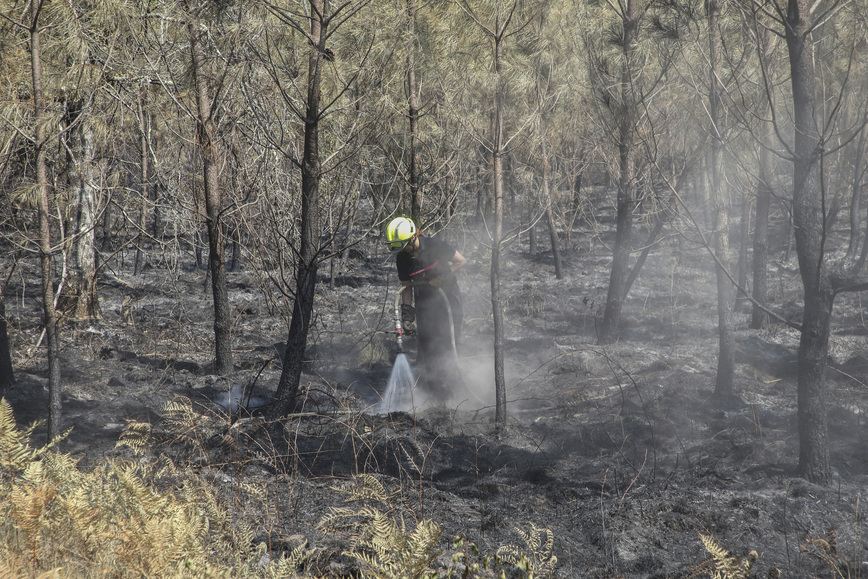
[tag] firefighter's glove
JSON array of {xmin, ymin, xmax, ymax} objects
[{"xmin": 401, "ymin": 304, "xmax": 416, "ymax": 325}]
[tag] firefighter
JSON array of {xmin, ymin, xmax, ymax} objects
[{"xmin": 385, "ymin": 217, "xmax": 467, "ymax": 398}]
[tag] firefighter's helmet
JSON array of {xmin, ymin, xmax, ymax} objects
[{"xmin": 385, "ymin": 217, "xmax": 417, "ymax": 252}]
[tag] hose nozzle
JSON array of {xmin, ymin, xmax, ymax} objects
[
  {"xmin": 395, "ymin": 319, "xmax": 404, "ymax": 354},
  {"xmin": 394, "ymin": 300, "xmax": 404, "ymax": 354}
]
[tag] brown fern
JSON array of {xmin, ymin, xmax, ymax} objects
[{"xmin": 801, "ymin": 529, "xmax": 850, "ymax": 579}]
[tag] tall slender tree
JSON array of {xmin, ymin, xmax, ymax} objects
[
  {"xmin": 751, "ymin": 23, "xmax": 777, "ymax": 330},
  {"xmin": 64, "ymin": 97, "xmax": 101, "ymax": 320},
  {"xmin": 186, "ymin": 3, "xmax": 233, "ymax": 375},
  {"xmin": 263, "ymin": 0, "xmax": 374, "ymax": 415},
  {"xmin": 406, "ymin": 0, "xmax": 423, "ymax": 223},
  {"xmin": 27, "ymin": 0, "xmax": 62, "ymax": 438},
  {"xmin": 454, "ymin": 0, "xmax": 527, "ymax": 426},
  {"xmin": 707, "ymin": 0, "xmax": 735, "ymax": 398},
  {"xmin": 777, "ymin": 0, "xmax": 868, "ymax": 483},
  {"xmin": 597, "ymin": 0, "xmax": 642, "ymax": 344},
  {"xmin": 0, "ymin": 258, "xmax": 18, "ymax": 390}
]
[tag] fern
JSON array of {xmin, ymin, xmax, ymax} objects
[
  {"xmin": 319, "ymin": 474, "xmax": 443, "ymax": 579},
  {"xmin": 116, "ymin": 419, "xmax": 152, "ymax": 455},
  {"xmin": 0, "ymin": 404, "xmax": 298, "ymax": 578},
  {"xmin": 801, "ymin": 529, "xmax": 850, "ymax": 579},
  {"xmin": 496, "ymin": 523, "xmax": 558, "ymax": 578},
  {"xmin": 692, "ymin": 534, "xmax": 758, "ymax": 579},
  {"xmin": 0, "ymin": 398, "xmax": 69, "ymax": 479}
]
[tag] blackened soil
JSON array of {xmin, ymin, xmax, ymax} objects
[{"xmin": 3, "ymin": 222, "xmax": 867, "ymax": 578}]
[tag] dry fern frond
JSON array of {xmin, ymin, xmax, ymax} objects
[
  {"xmin": 0, "ymin": 405, "xmax": 268, "ymax": 577},
  {"xmin": 0, "ymin": 398, "xmax": 68, "ymax": 479},
  {"xmin": 319, "ymin": 474, "xmax": 442, "ymax": 579},
  {"xmin": 800, "ymin": 529, "xmax": 849, "ymax": 579},
  {"xmin": 116, "ymin": 420, "xmax": 152, "ymax": 455},
  {"xmin": 692, "ymin": 534, "xmax": 758, "ymax": 579},
  {"xmin": 497, "ymin": 523, "xmax": 558, "ymax": 578},
  {"xmin": 338, "ymin": 473, "xmax": 395, "ymax": 505},
  {"xmin": 344, "ymin": 514, "xmax": 442, "ymax": 579},
  {"xmin": 160, "ymin": 396, "xmax": 212, "ymax": 462},
  {"xmin": 10, "ymin": 477, "xmax": 58, "ymax": 562},
  {"xmin": 162, "ymin": 397, "xmax": 201, "ymax": 431}
]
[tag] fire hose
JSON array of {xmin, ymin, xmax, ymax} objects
[
  {"xmin": 393, "ymin": 282, "xmax": 457, "ymax": 359},
  {"xmin": 390, "ymin": 283, "xmax": 488, "ymax": 407}
]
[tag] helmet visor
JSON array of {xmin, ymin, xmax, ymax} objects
[{"xmin": 388, "ymin": 237, "xmax": 411, "ymax": 252}]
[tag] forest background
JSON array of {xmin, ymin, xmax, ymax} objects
[{"xmin": 1, "ymin": 0, "xmax": 868, "ymax": 576}]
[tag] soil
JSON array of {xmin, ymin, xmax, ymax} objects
[{"xmin": 3, "ymin": 214, "xmax": 867, "ymax": 578}]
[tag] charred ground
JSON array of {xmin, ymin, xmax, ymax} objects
[{"xmin": 2, "ymin": 215, "xmax": 867, "ymax": 578}]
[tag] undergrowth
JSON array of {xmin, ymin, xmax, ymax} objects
[
  {"xmin": 318, "ymin": 473, "xmax": 559, "ymax": 578},
  {"xmin": 0, "ymin": 398, "xmax": 557, "ymax": 578},
  {"xmin": 3, "ymin": 395, "xmax": 856, "ymax": 579},
  {"xmin": 0, "ymin": 397, "xmax": 306, "ymax": 578}
]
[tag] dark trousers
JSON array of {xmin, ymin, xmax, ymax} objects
[{"xmin": 415, "ymin": 286, "xmax": 463, "ymax": 396}]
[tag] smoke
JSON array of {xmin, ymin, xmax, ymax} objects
[
  {"xmin": 449, "ymin": 349, "xmax": 496, "ymax": 410},
  {"xmin": 213, "ymin": 382, "xmax": 269, "ymax": 414}
]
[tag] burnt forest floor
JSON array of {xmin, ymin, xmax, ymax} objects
[{"xmin": 3, "ymin": 213, "xmax": 868, "ymax": 578}]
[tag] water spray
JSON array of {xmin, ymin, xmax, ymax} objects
[{"xmin": 375, "ymin": 281, "xmax": 482, "ymax": 415}]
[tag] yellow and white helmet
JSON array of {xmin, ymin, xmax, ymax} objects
[{"xmin": 385, "ymin": 217, "xmax": 417, "ymax": 252}]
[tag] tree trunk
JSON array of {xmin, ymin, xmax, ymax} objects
[
  {"xmin": 846, "ymin": 129, "xmax": 867, "ymax": 259},
  {"xmin": 0, "ymin": 296, "xmax": 14, "ymax": 390},
  {"xmin": 272, "ymin": 0, "xmax": 327, "ymax": 417},
  {"xmin": 407, "ymin": 0, "xmax": 422, "ymax": 224},
  {"xmin": 528, "ymin": 201, "xmax": 537, "ymax": 255},
  {"xmin": 101, "ymin": 193, "xmax": 113, "ymax": 251},
  {"xmin": 708, "ymin": 0, "xmax": 735, "ymax": 398},
  {"xmin": 135, "ymin": 85, "xmax": 151, "ymax": 276},
  {"xmin": 541, "ymin": 138, "xmax": 562, "ymax": 279},
  {"xmin": 189, "ymin": 15, "xmax": 232, "ymax": 375},
  {"xmin": 735, "ymin": 198, "xmax": 750, "ymax": 311},
  {"xmin": 786, "ymin": 0, "xmax": 831, "ymax": 484},
  {"xmin": 30, "ymin": 1, "xmax": 63, "ymax": 440},
  {"xmin": 599, "ymin": 0, "xmax": 639, "ymax": 344},
  {"xmin": 751, "ymin": 23, "xmax": 775, "ymax": 330},
  {"xmin": 67, "ymin": 100, "xmax": 100, "ymax": 319},
  {"xmin": 751, "ymin": 146, "xmax": 772, "ymax": 329},
  {"xmin": 492, "ymin": 28, "xmax": 506, "ymax": 427}
]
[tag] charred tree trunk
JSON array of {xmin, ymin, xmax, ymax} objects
[
  {"xmin": 272, "ymin": 0, "xmax": 327, "ymax": 417},
  {"xmin": 751, "ymin": 23, "xmax": 775, "ymax": 330},
  {"xmin": 708, "ymin": 0, "xmax": 735, "ymax": 398},
  {"xmin": 786, "ymin": 0, "xmax": 831, "ymax": 484},
  {"xmin": 0, "ymin": 279, "xmax": 14, "ymax": 390},
  {"xmin": 30, "ymin": 0, "xmax": 63, "ymax": 439},
  {"xmin": 735, "ymin": 199, "xmax": 750, "ymax": 311},
  {"xmin": 135, "ymin": 84, "xmax": 152, "ymax": 276},
  {"xmin": 541, "ymin": 138, "xmax": 562, "ymax": 279},
  {"xmin": 189, "ymin": 14, "xmax": 232, "ymax": 375},
  {"xmin": 407, "ymin": 0, "xmax": 422, "ymax": 224},
  {"xmin": 599, "ymin": 0, "xmax": 639, "ymax": 344},
  {"xmin": 751, "ymin": 146, "xmax": 772, "ymax": 329},
  {"xmin": 846, "ymin": 128, "xmax": 867, "ymax": 259}
]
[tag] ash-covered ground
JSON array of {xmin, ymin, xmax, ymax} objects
[{"xmin": 3, "ymin": 215, "xmax": 867, "ymax": 578}]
